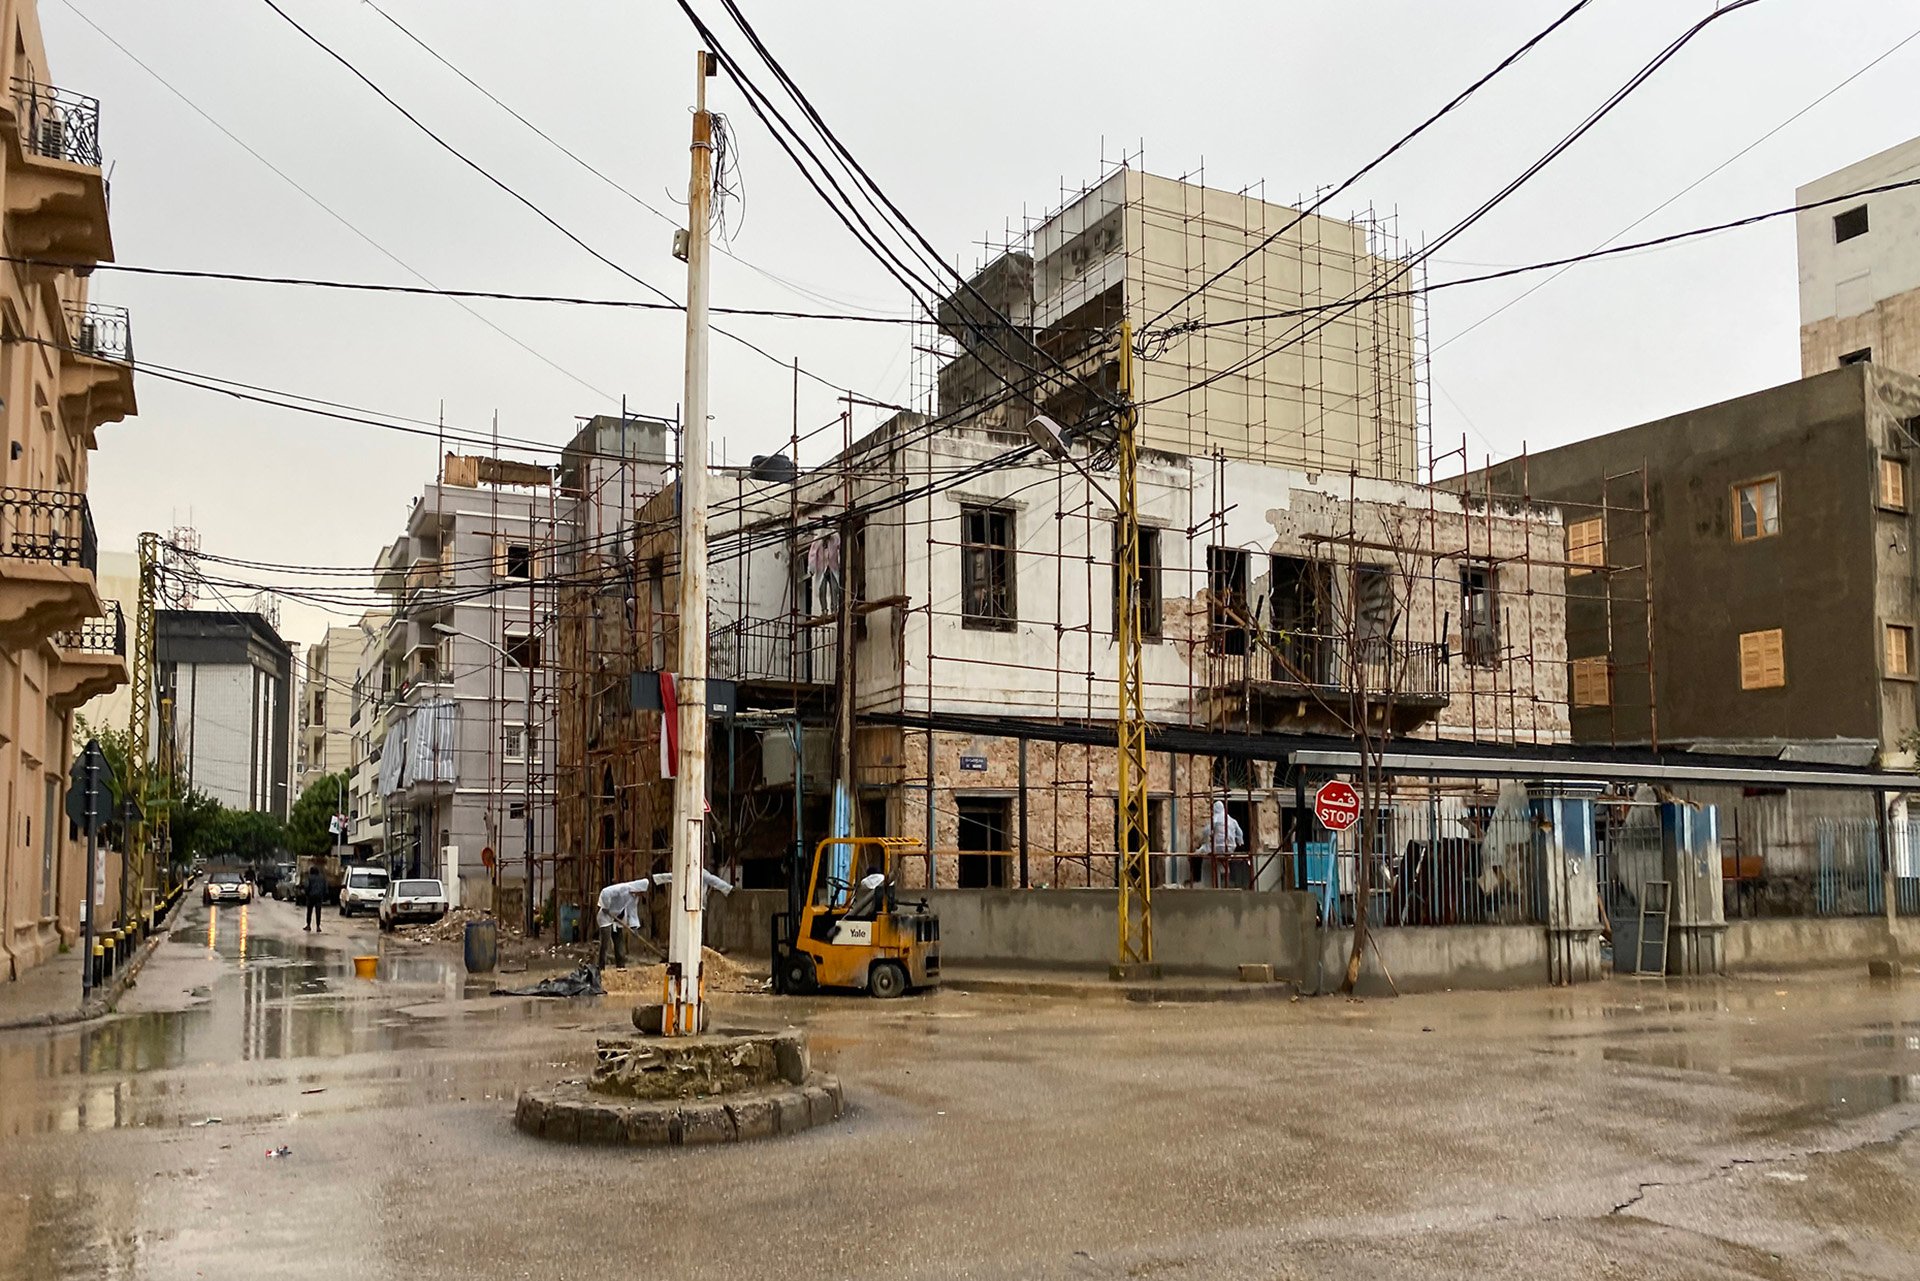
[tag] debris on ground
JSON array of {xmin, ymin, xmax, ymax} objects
[
  {"xmin": 190, "ymin": 1117, "xmax": 222, "ymax": 1127},
  {"xmin": 599, "ymin": 948, "xmax": 767, "ymax": 997},
  {"xmin": 491, "ymin": 965, "xmax": 604, "ymax": 999},
  {"xmin": 394, "ymin": 906, "xmax": 520, "ymax": 945},
  {"xmin": 265, "ymin": 1146, "xmax": 292, "ymax": 1159}
]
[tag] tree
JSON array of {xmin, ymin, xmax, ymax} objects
[
  {"xmin": 169, "ymin": 789, "xmax": 226, "ymax": 867},
  {"xmin": 75, "ymin": 713, "xmax": 222, "ymax": 866},
  {"xmin": 205, "ymin": 808, "xmax": 286, "ymax": 863},
  {"xmin": 288, "ymin": 771, "xmax": 350, "ymax": 857}
]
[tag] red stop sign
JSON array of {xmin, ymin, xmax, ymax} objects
[{"xmin": 1314, "ymin": 780, "xmax": 1361, "ymax": 832}]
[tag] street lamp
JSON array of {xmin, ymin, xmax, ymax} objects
[{"xmin": 432, "ymin": 622, "xmax": 538, "ymax": 938}]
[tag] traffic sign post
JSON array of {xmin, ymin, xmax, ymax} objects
[
  {"xmin": 1313, "ymin": 779, "xmax": 1361, "ymax": 834},
  {"xmin": 68, "ymin": 738, "xmax": 116, "ymax": 999}
]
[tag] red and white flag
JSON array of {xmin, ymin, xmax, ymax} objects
[{"xmin": 658, "ymin": 671, "xmax": 678, "ymax": 779}]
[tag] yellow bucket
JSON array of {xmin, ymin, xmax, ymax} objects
[{"xmin": 352, "ymin": 955, "xmax": 379, "ymax": 980}]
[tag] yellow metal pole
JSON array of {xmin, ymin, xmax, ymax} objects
[
  {"xmin": 1114, "ymin": 322, "xmax": 1155, "ymax": 974},
  {"xmin": 124, "ymin": 532, "xmax": 159, "ymax": 923}
]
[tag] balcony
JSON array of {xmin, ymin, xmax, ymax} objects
[
  {"xmin": 59, "ymin": 302, "xmax": 135, "ymax": 439},
  {"xmin": 1201, "ymin": 630, "xmax": 1451, "ymax": 734},
  {"xmin": 50, "ymin": 600, "xmax": 126, "ymax": 712},
  {"xmin": 2, "ymin": 80, "xmax": 111, "ymax": 263},
  {"xmin": 710, "ymin": 617, "xmax": 835, "ymax": 687},
  {"xmin": 0, "ymin": 487, "xmax": 99, "ymax": 647},
  {"xmin": 405, "ymin": 557, "xmax": 448, "ymax": 601}
]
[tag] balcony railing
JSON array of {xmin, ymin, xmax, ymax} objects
[
  {"xmin": 1210, "ymin": 630, "xmax": 1450, "ymax": 702},
  {"xmin": 55, "ymin": 600, "xmax": 124, "ymax": 656},
  {"xmin": 12, "ymin": 79, "xmax": 101, "ymax": 168},
  {"xmin": 64, "ymin": 302, "xmax": 131, "ymax": 364},
  {"xmin": 0, "ymin": 488, "xmax": 96, "ymax": 573},
  {"xmin": 710, "ymin": 617, "xmax": 835, "ymax": 686}
]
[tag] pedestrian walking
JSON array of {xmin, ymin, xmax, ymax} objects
[{"xmin": 303, "ymin": 859, "xmax": 329, "ymax": 932}]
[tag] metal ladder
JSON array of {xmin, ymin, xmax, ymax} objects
[{"xmin": 1634, "ymin": 880, "xmax": 1672, "ymax": 976}]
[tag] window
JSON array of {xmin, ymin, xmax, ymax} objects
[
  {"xmin": 503, "ymin": 543, "xmax": 533, "ymax": 580},
  {"xmin": 1460, "ymin": 564, "xmax": 1499, "ymax": 668},
  {"xmin": 1352, "ymin": 564, "xmax": 1396, "ymax": 644},
  {"xmin": 1840, "ymin": 348, "xmax": 1873, "ymax": 367},
  {"xmin": 1882, "ymin": 456, "xmax": 1908, "ymax": 512},
  {"xmin": 1732, "ymin": 477, "xmax": 1780, "ymax": 542},
  {"xmin": 1207, "ymin": 547, "xmax": 1251, "ymax": 655},
  {"xmin": 955, "ymin": 796, "xmax": 1011, "ymax": 888},
  {"xmin": 503, "ymin": 723, "xmax": 537, "ymax": 762},
  {"xmin": 1738, "ymin": 628, "xmax": 1786, "ymax": 691},
  {"xmin": 645, "ymin": 557, "xmax": 667, "ymax": 669},
  {"xmin": 1834, "ymin": 205, "xmax": 1870, "ymax": 243},
  {"xmin": 504, "ymin": 629, "xmax": 541, "ymax": 669},
  {"xmin": 508, "ymin": 801, "xmax": 526, "ymax": 820},
  {"xmin": 1571, "ymin": 656, "xmax": 1611, "ymax": 708},
  {"xmin": 1567, "ymin": 516, "xmax": 1604, "ymax": 574},
  {"xmin": 1888, "ymin": 625, "xmax": 1914, "ymax": 679},
  {"xmin": 960, "ymin": 505, "xmax": 1015, "ymax": 630},
  {"xmin": 1111, "ymin": 524, "xmax": 1163, "ymax": 640}
]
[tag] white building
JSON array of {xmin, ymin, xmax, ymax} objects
[
  {"xmin": 156, "ymin": 610, "xmax": 294, "ymax": 818},
  {"xmin": 1797, "ymin": 136, "xmax": 1920, "ymax": 377}
]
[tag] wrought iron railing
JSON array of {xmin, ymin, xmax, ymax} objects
[
  {"xmin": 710, "ymin": 616, "xmax": 835, "ymax": 686},
  {"xmin": 64, "ymin": 302, "xmax": 131, "ymax": 364},
  {"xmin": 55, "ymin": 600, "xmax": 124, "ymax": 656},
  {"xmin": 12, "ymin": 79, "xmax": 101, "ymax": 168},
  {"xmin": 0, "ymin": 487, "xmax": 96, "ymax": 572},
  {"xmin": 1210, "ymin": 630, "xmax": 1450, "ymax": 701}
]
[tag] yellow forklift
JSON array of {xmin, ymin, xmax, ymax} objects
[{"xmin": 771, "ymin": 836, "xmax": 940, "ymax": 998}]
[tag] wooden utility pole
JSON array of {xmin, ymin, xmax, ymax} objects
[{"xmin": 664, "ymin": 50, "xmax": 717, "ymax": 1037}]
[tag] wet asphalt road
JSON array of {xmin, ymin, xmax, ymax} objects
[{"xmin": 4, "ymin": 897, "xmax": 1920, "ymax": 1279}]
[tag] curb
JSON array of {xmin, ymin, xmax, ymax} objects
[
  {"xmin": 514, "ymin": 1075, "xmax": 844, "ymax": 1147},
  {"xmin": 0, "ymin": 892, "xmax": 185, "ymax": 1033},
  {"xmin": 942, "ymin": 975, "xmax": 1301, "ymax": 1004}
]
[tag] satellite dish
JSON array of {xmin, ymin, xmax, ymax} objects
[{"xmin": 1025, "ymin": 414, "xmax": 1070, "ymax": 460}]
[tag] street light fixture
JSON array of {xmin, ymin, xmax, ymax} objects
[{"xmin": 432, "ymin": 622, "xmax": 538, "ymax": 938}]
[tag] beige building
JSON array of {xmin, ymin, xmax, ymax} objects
[
  {"xmin": 296, "ymin": 625, "xmax": 361, "ymax": 795},
  {"xmin": 1798, "ymin": 136, "xmax": 1920, "ymax": 377},
  {"xmin": 0, "ymin": 4, "xmax": 136, "ymax": 979}
]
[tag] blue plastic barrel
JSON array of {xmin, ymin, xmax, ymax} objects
[
  {"xmin": 557, "ymin": 903, "xmax": 581, "ymax": 944},
  {"xmin": 463, "ymin": 918, "xmax": 498, "ymax": 973}
]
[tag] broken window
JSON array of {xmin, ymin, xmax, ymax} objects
[
  {"xmin": 1460, "ymin": 563, "xmax": 1499, "ymax": 668},
  {"xmin": 1732, "ymin": 477, "xmax": 1780, "ymax": 542},
  {"xmin": 1352, "ymin": 564, "xmax": 1397, "ymax": 644},
  {"xmin": 1738, "ymin": 628, "xmax": 1786, "ymax": 691},
  {"xmin": 503, "ymin": 543, "xmax": 533, "ymax": 580},
  {"xmin": 1566, "ymin": 516, "xmax": 1604, "ymax": 574},
  {"xmin": 1840, "ymin": 348, "xmax": 1873, "ymax": 367},
  {"xmin": 1207, "ymin": 547, "xmax": 1250, "ymax": 655},
  {"xmin": 1882, "ymin": 457, "xmax": 1909, "ymax": 512},
  {"xmin": 504, "ymin": 629, "xmax": 541, "ymax": 669},
  {"xmin": 956, "ymin": 796, "xmax": 1011, "ymax": 888},
  {"xmin": 1888, "ymin": 625, "xmax": 1914, "ymax": 679},
  {"xmin": 960, "ymin": 505, "xmax": 1015, "ymax": 630},
  {"xmin": 1111, "ymin": 524, "xmax": 1163, "ymax": 640},
  {"xmin": 1571, "ymin": 656, "xmax": 1611, "ymax": 708},
  {"xmin": 1834, "ymin": 205, "xmax": 1869, "ymax": 243},
  {"xmin": 1268, "ymin": 554, "xmax": 1332, "ymax": 683}
]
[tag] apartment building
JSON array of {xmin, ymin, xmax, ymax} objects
[
  {"xmin": 157, "ymin": 611, "xmax": 294, "ymax": 819},
  {"xmin": 1798, "ymin": 136, "xmax": 1920, "ymax": 377},
  {"xmin": 295, "ymin": 625, "xmax": 360, "ymax": 796},
  {"xmin": 0, "ymin": 5, "xmax": 136, "ymax": 978},
  {"xmin": 344, "ymin": 611, "xmax": 387, "ymax": 859}
]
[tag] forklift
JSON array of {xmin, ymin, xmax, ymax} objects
[{"xmin": 771, "ymin": 836, "xmax": 940, "ymax": 998}]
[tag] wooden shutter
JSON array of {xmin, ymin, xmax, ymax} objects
[
  {"xmin": 1566, "ymin": 517, "xmax": 1604, "ymax": 573},
  {"xmin": 1571, "ymin": 657, "xmax": 1610, "ymax": 707},
  {"xmin": 1739, "ymin": 629, "xmax": 1785, "ymax": 690},
  {"xmin": 1882, "ymin": 457, "xmax": 1908, "ymax": 512},
  {"xmin": 1887, "ymin": 625, "xmax": 1912, "ymax": 677}
]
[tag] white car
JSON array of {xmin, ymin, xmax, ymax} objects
[
  {"xmin": 203, "ymin": 871, "xmax": 252, "ymax": 906},
  {"xmin": 337, "ymin": 865, "xmax": 390, "ymax": 917},
  {"xmin": 379, "ymin": 878, "xmax": 450, "ymax": 932}
]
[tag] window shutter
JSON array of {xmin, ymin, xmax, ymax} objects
[{"xmin": 1740, "ymin": 629, "xmax": 1785, "ymax": 690}]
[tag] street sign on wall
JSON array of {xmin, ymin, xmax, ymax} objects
[{"xmin": 1313, "ymin": 779, "xmax": 1361, "ymax": 833}]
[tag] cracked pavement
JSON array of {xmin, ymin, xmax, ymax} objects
[{"xmin": 3, "ymin": 898, "xmax": 1919, "ymax": 1279}]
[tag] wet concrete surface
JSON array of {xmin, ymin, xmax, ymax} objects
[{"xmin": 3, "ymin": 901, "xmax": 1920, "ymax": 1278}]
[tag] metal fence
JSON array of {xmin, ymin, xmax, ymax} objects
[
  {"xmin": 64, "ymin": 302, "xmax": 132, "ymax": 364},
  {"xmin": 1301, "ymin": 800, "xmax": 1548, "ymax": 929},
  {"xmin": 1211, "ymin": 631, "xmax": 1450, "ymax": 702},
  {"xmin": 54, "ymin": 600, "xmax": 124, "ymax": 655},
  {"xmin": 0, "ymin": 487, "xmax": 96, "ymax": 571},
  {"xmin": 1806, "ymin": 818, "xmax": 1920, "ymax": 918},
  {"xmin": 11, "ymin": 79, "xmax": 101, "ymax": 168},
  {"xmin": 710, "ymin": 616, "xmax": 834, "ymax": 686}
]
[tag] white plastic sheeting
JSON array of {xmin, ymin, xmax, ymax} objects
[{"xmin": 378, "ymin": 699, "xmax": 459, "ymax": 798}]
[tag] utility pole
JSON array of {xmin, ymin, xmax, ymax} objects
[
  {"xmin": 523, "ymin": 633, "xmax": 536, "ymax": 938},
  {"xmin": 1113, "ymin": 321, "xmax": 1156, "ymax": 977},
  {"xmin": 664, "ymin": 49, "xmax": 717, "ymax": 1037},
  {"xmin": 124, "ymin": 531, "xmax": 159, "ymax": 927}
]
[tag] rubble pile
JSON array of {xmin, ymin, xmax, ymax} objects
[{"xmin": 600, "ymin": 947, "xmax": 768, "ymax": 997}]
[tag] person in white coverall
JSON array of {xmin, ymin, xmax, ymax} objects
[
  {"xmin": 596, "ymin": 877, "xmax": 652, "ymax": 968},
  {"xmin": 1190, "ymin": 799, "xmax": 1244, "ymax": 888}
]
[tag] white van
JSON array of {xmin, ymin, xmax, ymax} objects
[{"xmin": 337, "ymin": 865, "xmax": 390, "ymax": 917}]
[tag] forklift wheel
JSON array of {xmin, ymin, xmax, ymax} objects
[
  {"xmin": 868, "ymin": 961, "xmax": 908, "ymax": 1000},
  {"xmin": 780, "ymin": 950, "xmax": 818, "ymax": 996}
]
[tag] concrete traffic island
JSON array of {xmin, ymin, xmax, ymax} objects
[{"xmin": 513, "ymin": 1028, "xmax": 844, "ymax": 1147}]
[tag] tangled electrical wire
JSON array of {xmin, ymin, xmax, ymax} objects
[{"xmin": 710, "ymin": 110, "xmax": 744, "ymax": 240}]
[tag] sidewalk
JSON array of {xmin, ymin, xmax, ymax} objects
[
  {"xmin": 0, "ymin": 897, "xmax": 182, "ymax": 1032},
  {"xmin": 939, "ymin": 965, "xmax": 1300, "ymax": 1004}
]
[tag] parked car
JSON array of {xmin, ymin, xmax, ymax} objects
[
  {"xmin": 337, "ymin": 865, "xmax": 390, "ymax": 916},
  {"xmin": 255, "ymin": 861, "xmax": 293, "ymax": 898},
  {"xmin": 378, "ymin": 878, "xmax": 450, "ymax": 932},
  {"xmin": 203, "ymin": 871, "xmax": 252, "ymax": 907}
]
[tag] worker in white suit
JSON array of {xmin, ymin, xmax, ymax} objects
[
  {"xmin": 596, "ymin": 877, "xmax": 651, "ymax": 969},
  {"xmin": 1191, "ymin": 799, "xmax": 1245, "ymax": 888}
]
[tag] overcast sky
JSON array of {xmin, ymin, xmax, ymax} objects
[{"xmin": 44, "ymin": 0, "xmax": 1920, "ymax": 648}]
